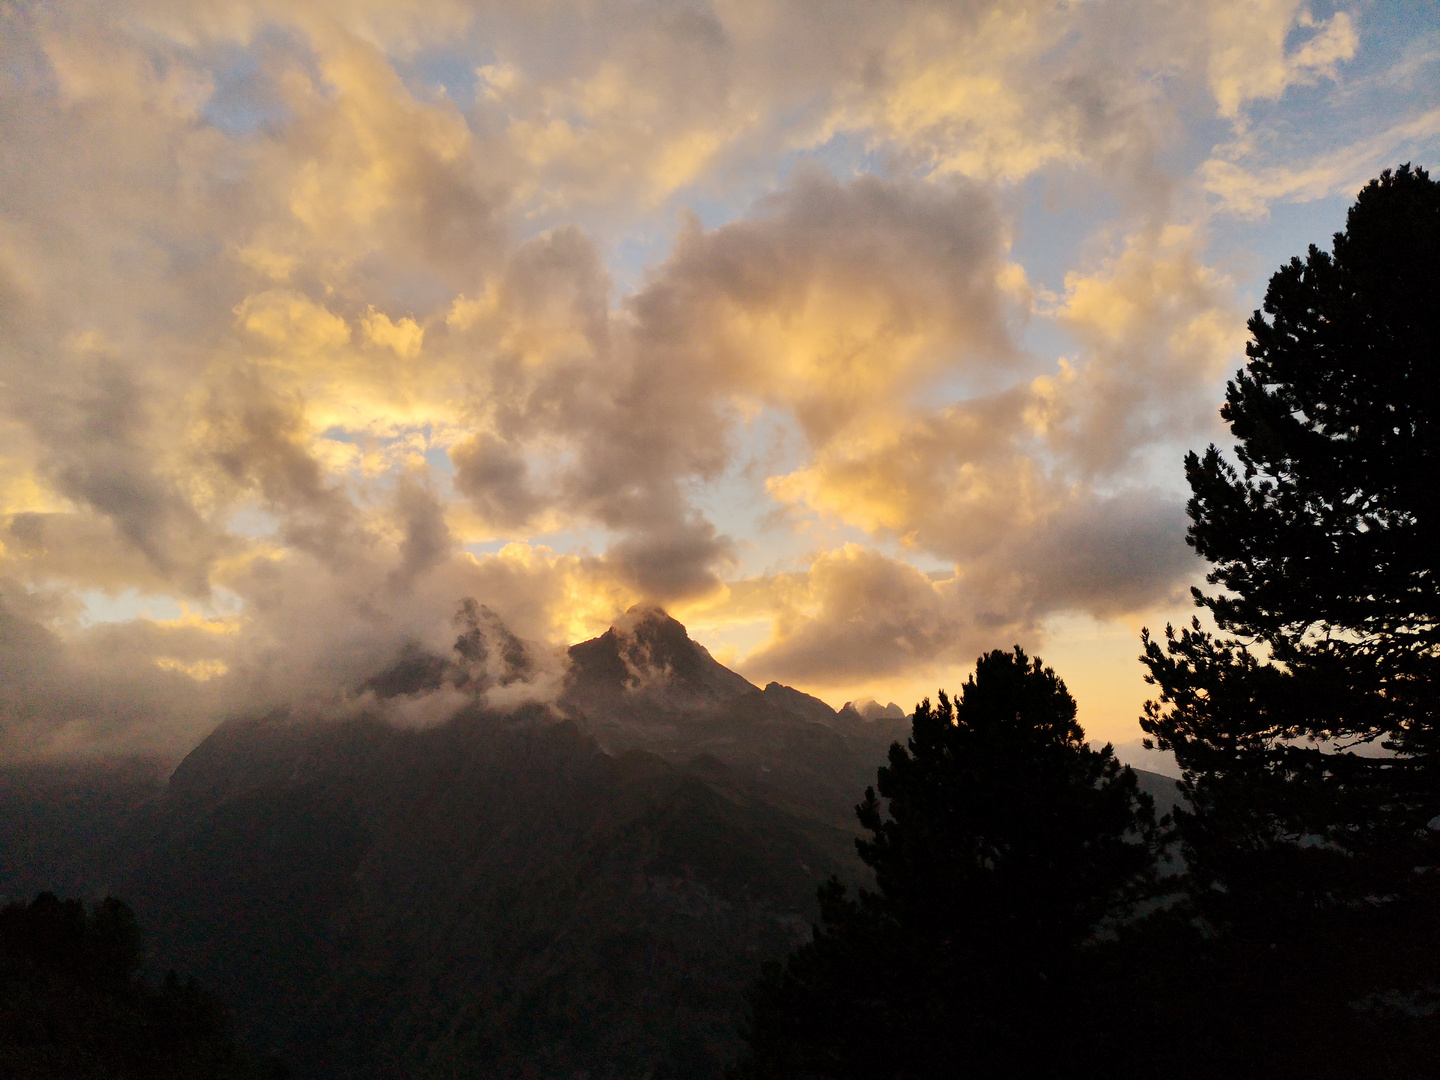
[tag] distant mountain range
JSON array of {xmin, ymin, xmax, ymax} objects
[{"xmin": 0, "ymin": 607, "xmax": 1179, "ymax": 1078}]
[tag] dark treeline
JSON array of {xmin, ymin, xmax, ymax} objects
[
  {"xmin": 0, "ymin": 892, "xmax": 288, "ymax": 1079},
  {"xmin": 739, "ymin": 166, "xmax": 1440, "ymax": 1078}
]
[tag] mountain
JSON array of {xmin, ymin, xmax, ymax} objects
[
  {"xmin": 0, "ymin": 607, "xmax": 1183, "ymax": 1078},
  {"xmin": 845, "ymin": 698, "xmax": 906, "ymax": 723},
  {"xmin": 0, "ymin": 757, "xmax": 166, "ymax": 903},
  {"xmin": 562, "ymin": 605, "xmax": 759, "ymax": 715},
  {"xmin": 119, "ymin": 707, "xmax": 849, "ymax": 1078},
  {"xmin": 559, "ymin": 607, "xmax": 912, "ymax": 831}
]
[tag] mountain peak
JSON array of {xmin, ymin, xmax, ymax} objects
[
  {"xmin": 608, "ymin": 605, "xmax": 697, "ymax": 663},
  {"xmin": 562, "ymin": 608, "xmax": 756, "ymax": 714},
  {"xmin": 845, "ymin": 698, "xmax": 907, "ymax": 722},
  {"xmin": 614, "ymin": 603, "xmax": 679, "ymax": 630},
  {"xmin": 759, "ymin": 682, "xmax": 838, "ymax": 726}
]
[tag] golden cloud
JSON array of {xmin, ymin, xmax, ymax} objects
[{"xmin": 0, "ymin": 0, "xmax": 1416, "ymax": 760}]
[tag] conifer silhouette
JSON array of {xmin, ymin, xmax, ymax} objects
[
  {"xmin": 739, "ymin": 647, "xmax": 1158, "ymax": 1078},
  {"xmin": 1136, "ymin": 165, "xmax": 1440, "ymax": 1077}
]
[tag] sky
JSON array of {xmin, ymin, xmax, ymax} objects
[{"xmin": 0, "ymin": 0, "xmax": 1436, "ymax": 764}]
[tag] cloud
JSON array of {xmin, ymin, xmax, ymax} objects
[
  {"xmin": 450, "ymin": 432, "xmax": 541, "ymax": 531},
  {"xmin": 0, "ymin": 0, "xmax": 1418, "ymax": 759},
  {"xmin": 763, "ymin": 220, "xmax": 1238, "ymax": 553},
  {"xmin": 3, "ymin": 511, "xmax": 190, "ymax": 596},
  {"xmin": 0, "ymin": 538, "xmax": 588, "ymax": 760},
  {"xmin": 732, "ymin": 484, "xmax": 1192, "ymax": 689},
  {"xmin": 1205, "ymin": 3, "xmax": 1356, "ymax": 120},
  {"xmin": 1047, "ymin": 223, "xmax": 1244, "ymax": 471},
  {"xmin": 389, "ymin": 472, "xmax": 454, "ymax": 586},
  {"xmin": 970, "ymin": 491, "xmax": 1193, "ymax": 619},
  {"xmin": 0, "ymin": 581, "xmax": 233, "ymax": 761},
  {"xmin": 742, "ymin": 223, "xmax": 1235, "ymax": 683},
  {"xmin": 600, "ymin": 516, "xmax": 736, "ymax": 602},
  {"xmin": 446, "ymin": 167, "xmax": 1017, "ymax": 603},
  {"xmin": 199, "ymin": 375, "xmax": 367, "ymax": 568},
  {"xmin": 739, "ymin": 545, "xmax": 962, "ymax": 686},
  {"xmin": 825, "ymin": 2, "xmax": 1154, "ymax": 184},
  {"xmin": 444, "ymin": 221, "xmax": 734, "ymax": 597},
  {"xmin": 22, "ymin": 362, "xmax": 227, "ymax": 596},
  {"xmin": 1202, "ymin": 109, "xmax": 1440, "ymax": 218},
  {"xmin": 628, "ymin": 165, "xmax": 1018, "ymax": 437}
]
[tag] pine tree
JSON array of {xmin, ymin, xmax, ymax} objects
[
  {"xmin": 0, "ymin": 892, "xmax": 288, "ymax": 1078},
  {"xmin": 1141, "ymin": 165, "xmax": 1440, "ymax": 911},
  {"xmin": 740, "ymin": 647, "xmax": 1158, "ymax": 1078},
  {"xmin": 1133, "ymin": 166, "xmax": 1440, "ymax": 1076}
]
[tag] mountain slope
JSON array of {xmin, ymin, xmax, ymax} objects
[
  {"xmin": 0, "ymin": 607, "xmax": 1184, "ymax": 1077},
  {"xmin": 116, "ymin": 706, "xmax": 847, "ymax": 1078},
  {"xmin": 559, "ymin": 607, "xmax": 911, "ymax": 830}
]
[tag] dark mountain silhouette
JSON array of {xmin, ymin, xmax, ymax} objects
[
  {"xmin": 845, "ymin": 698, "xmax": 906, "ymax": 723},
  {"xmin": 0, "ymin": 758, "xmax": 167, "ymax": 905},
  {"xmin": 125, "ymin": 708, "xmax": 846, "ymax": 1078},
  {"xmin": 559, "ymin": 607, "xmax": 914, "ymax": 831},
  {"xmin": 0, "ymin": 891, "xmax": 288, "ymax": 1079},
  {"xmin": 761, "ymin": 682, "xmax": 840, "ymax": 727},
  {"xmin": 0, "ymin": 607, "xmax": 1180, "ymax": 1078},
  {"xmin": 563, "ymin": 606, "xmax": 759, "ymax": 713}
]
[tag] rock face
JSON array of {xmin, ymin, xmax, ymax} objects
[{"xmin": 0, "ymin": 606, "xmax": 1182, "ymax": 1078}]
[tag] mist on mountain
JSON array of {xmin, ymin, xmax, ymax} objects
[{"xmin": 844, "ymin": 700, "xmax": 906, "ymax": 723}]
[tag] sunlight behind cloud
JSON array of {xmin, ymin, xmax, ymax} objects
[{"xmin": 0, "ymin": 0, "xmax": 1433, "ymax": 760}]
